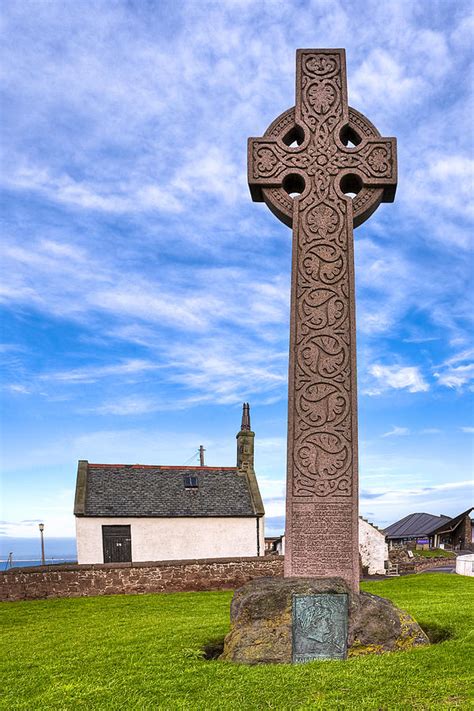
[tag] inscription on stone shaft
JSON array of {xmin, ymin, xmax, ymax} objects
[{"xmin": 248, "ymin": 49, "xmax": 397, "ymax": 591}]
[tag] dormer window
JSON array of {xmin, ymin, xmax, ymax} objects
[{"xmin": 184, "ymin": 474, "xmax": 198, "ymax": 489}]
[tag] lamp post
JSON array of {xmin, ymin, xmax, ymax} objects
[{"xmin": 39, "ymin": 523, "xmax": 45, "ymax": 566}]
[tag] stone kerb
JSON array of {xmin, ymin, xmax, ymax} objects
[{"xmin": 0, "ymin": 556, "xmax": 284, "ymax": 602}]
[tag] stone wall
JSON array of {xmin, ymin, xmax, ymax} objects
[
  {"xmin": 459, "ymin": 515, "xmax": 473, "ymax": 550},
  {"xmin": 0, "ymin": 556, "xmax": 284, "ymax": 602},
  {"xmin": 388, "ymin": 548, "xmax": 456, "ymax": 574},
  {"xmin": 399, "ymin": 557, "xmax": 455, "ymax": 574}
]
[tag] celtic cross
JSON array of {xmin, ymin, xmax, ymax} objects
[{"xmin": 248, "ymin": 49, "xmax": 397, "ymax": 591}]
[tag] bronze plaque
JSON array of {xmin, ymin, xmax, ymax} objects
[{"xmin": 292, "ymin": 593, "xmax": 348, "ymax": 662}]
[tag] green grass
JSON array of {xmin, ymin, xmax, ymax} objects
[
  {"xmin": 413, "ymin": 548, "xmax": 456, "ymax": 558},
  {"xmin": 1, "ymin": 574, "xmax": 473, "ymax": 710}
]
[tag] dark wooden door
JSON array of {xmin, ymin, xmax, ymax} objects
[{"xmin": 102, "ymin": 525, "xmax": 132, "ymax": 563}]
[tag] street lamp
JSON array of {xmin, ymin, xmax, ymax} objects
[{"xmin": 38, "ymin": 523, "xmax": 45, "ymax": 565}]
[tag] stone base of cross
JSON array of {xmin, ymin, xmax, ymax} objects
[{"xmin": 248, "ymin": 49, "xmax": 397, "ymax": 592}]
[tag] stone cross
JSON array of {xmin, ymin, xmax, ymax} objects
[{"xmin": 248, "ymin": 49, "xmax": 397, "ymax": 592}]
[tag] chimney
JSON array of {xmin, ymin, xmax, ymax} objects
[
  {"xmin": 241, "ymin": 402, "xmax": 251, "ymax": 431},
  {"xmin": 236, "ymin": 402, "xmax": 254, "ymax": 471}
]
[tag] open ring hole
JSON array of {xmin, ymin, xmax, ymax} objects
[
  {"xmin": 283, "ymin": 174, "xmax": 305, "ymax": 199},
  {"xmin": 340, "ymin": 125, "xmax": 362, "ymax": 149},
  {"xmin": 340, "ymin": 173, "xmax": 363, "ymax": 199},
  {"xmin": 282, "ymin": 125, "xmax": 305, "ymax": 148}
]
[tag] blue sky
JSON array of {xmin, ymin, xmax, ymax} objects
[{"xmin": 1, "ymin": 0, "xmax": 473, "ymax": 542}]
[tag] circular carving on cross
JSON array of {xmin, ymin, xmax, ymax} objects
[
  {"xmin": 257, "ymin": 106, "xmax": 388, "ymax": 229},
  {"xmin": 307, "ymin": 82, "xmax": 337, "ymax": 114},
  {"xmin": 306, "ymin": 202, "xmax": 340, "ymax": 238}
]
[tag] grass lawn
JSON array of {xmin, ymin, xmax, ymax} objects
[
  {"xmin": 413, "ymin": 549, "xmax": 456, "ymax": 558},
  {"xmin": 1, "ymin": 574, "xmax": 473, "ymax": 710}
]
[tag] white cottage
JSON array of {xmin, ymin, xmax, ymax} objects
[
  {"xmin": 74, "ymin": 405, "xmax": 265, "ymax": 564},
  {"xmin": 359, "ymin": 517, "xmax": 388, "ymax": 575}
]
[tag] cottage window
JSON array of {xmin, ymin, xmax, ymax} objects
[{"xmin": 184, "ymin": 474, "xmax": 198, "ymax": 489}]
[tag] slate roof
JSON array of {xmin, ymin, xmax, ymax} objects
[
  {"xmin": 74, "ymin": 462, "xmax": 263, "ymax": 518},
  {"xmin": 431, "ymin": 507, "xmax": 473, "ymax": 534},
  {"xmin": 384, "ymin": 512, "xmax": 452, "ymax": 539}
]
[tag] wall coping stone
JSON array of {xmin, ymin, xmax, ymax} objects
[{"xmin": 2, "ymin": 555, "xmax": 284, "ymax": 575}]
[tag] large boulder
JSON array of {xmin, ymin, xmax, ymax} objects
[{"xmin": 221, "ymin": 577, "xmax": 429, "ymax": 664}]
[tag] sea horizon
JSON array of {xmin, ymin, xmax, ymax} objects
[{"xmin": 0, "ymin": 536, "xmax": 77, "ymax": 569}]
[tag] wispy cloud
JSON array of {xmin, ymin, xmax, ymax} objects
[
  {"xmin": 382, "ymin": 426, "xmax": 410, "ymax": 438},
  {"xmin": 0, "ymin": 236, "xmax": 290, "ymax": 406},
  {"xmin": 365, "ymin": 364, "xmax": 429, "ymax": 396},
  {"xmin": 41, "ymin": 359, "xmax": 161, "ymax": 384},
  {"xmin": 164, "ymin": 341, "xmax": 287, "ymax": 405},
  {"xmin": 362, "ymin": 479, "xmax": 473, "ymax": 500},
  {"xmin": 434, "ymin": 349, "xmax": 474, "ymax": 390},
  {"xmin": 5, "ymin": 164, "xmax": 184, "ymax": 215},
  {"xmin": 0, "ymin": 237, "xmax": 289, "ymax": 332},
  {"xmin": 351, "ymin": 48, "xmax": 427, "ymax": 112},
  {"xmin": 5, "ymin": 384, "xmax": 32, "ymax": 395},
  {"xmin": 403, "ymin": 335, "xmax": 439, "ymax": 344},
  {"xmin": 92, "ymin": 397, "xmax": 164, "ymax": 416},
  {"xmin": 360, "ymin": 478, "xmax": 474, "ymax": 527}
]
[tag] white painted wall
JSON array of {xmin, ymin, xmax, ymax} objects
[
  {"xmin": 456, "ymin": 553, "xmax": 474, "ymax": 577},
  {"xmin": 76, "ymin": 516, "xmax": 265, "ymax": 564},
  {"xmin": 359, "ymin": 518, "xmax": 388, "ymax": 575}
]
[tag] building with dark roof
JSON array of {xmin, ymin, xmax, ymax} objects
[
  {"xmin": 384, "ymin": 509, "xmax": 473, "ymax": 550},
  {"xmin": 74, "ymin": 404, "xmax": 265, "ymax": 564},
  {"xmin": 432, "ymin": 508, "xmax": 473, "ymax": 551}
]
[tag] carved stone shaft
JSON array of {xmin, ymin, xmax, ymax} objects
[{"xmin": 248, "ymin": 49, "xmax": 397, "ymax": 592}]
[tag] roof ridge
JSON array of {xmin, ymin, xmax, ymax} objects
[{"xmin": 87, "ymin": 464, "xmax": 238, "ymax": 470}]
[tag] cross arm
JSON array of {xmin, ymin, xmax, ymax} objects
[
  {"xmin": 248, "ymin": 136, "xmax": 314, "ymax": 202},
  {"xmin": 295, "ymin": 49, "xmax": 348, "ymax": 129},
  {"xmin": 248, "ymin": 137, "xmax": 279, "ymax": 201},
  {"xmin": 248, "ymin": 137, "xmax": 295, "ymax": 201},
  {"xmin": 345, "ymin": 137, "xmax": 397, "ymax": 202}
]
